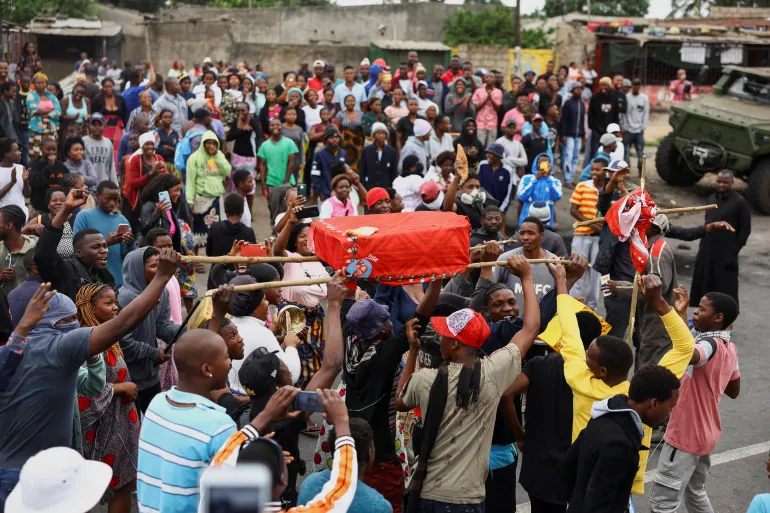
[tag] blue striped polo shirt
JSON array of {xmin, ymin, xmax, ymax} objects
[{"xmin": 137, "ymin": 387, "xmax": 237, "ymax": 513}]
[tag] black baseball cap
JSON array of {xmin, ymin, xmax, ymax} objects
[{"xmin": 238, "ymin": 347, "xmax": 280, "ymax": 397}]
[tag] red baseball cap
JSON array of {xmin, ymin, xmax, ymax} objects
[
  {"xmin": 419, "ymin": 181, "xmax": 440, "ymax": 202},
  {"xmin": 431, "ymin": 308, "xmax": 491, "ymax": 349}
]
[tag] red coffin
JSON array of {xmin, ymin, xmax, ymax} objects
[{"xmin": 308, "ymin": 212, "xmax": 471, "ymax": 286}]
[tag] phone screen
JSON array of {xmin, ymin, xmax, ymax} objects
[
  {"xmin": 292, "ymin": 391, "xmax": 325, "ymax": 413},
  {"xmin": 208, "ymin": 486, "xmax": 263, "ymax": 513}
]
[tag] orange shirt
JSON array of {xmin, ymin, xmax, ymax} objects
[{"xmin": 570, "ymin": 180, "xmax": 600, "ymax": 235}]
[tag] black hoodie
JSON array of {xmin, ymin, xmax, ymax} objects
[
  {"xmin": 562, "ymin": 394, "xmax": 644, "ymax": 513},
  {"xmin": 205, "ymin": 219, "xmax": 257, "ymax": 258}
]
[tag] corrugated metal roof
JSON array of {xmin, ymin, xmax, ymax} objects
[
  {"xmin": 602, "ymin": 31, "xmax": 770, "ymax": 46},
  {"xmin": 370, "ymin": 40, "xmax": 451, "ymax": 52},
  {"xmin": 27, "ymin": 18, "xmax": 122, "ymax": 37}
]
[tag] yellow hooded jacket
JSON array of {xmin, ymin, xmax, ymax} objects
[{"xmin": 553, "ymin": 294, "xmax": 695, "ymax": 494}]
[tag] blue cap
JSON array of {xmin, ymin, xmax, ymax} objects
[{"xmin": 89, "ymin": 112, "xmax": 105, "ymax": 124}]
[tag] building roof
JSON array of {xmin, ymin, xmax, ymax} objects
[
  {"xmin": 609, "ymin": 30, "xmax": 770, "ymax": 46},
  {"xmin": 723, "ymin": 65, "xmax": 770, "ymax": 78},
  {"xmin": 370, "ymin": 40, "xmax": 451, "ymax": 52},
  {"xmin": 27, "ymin": 17, "xmax": 122, "ymax": 37}
]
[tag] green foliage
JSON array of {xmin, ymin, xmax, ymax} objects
[
  {"xmin": 6, "ymin": 0, "xmax": 94, "ymax": 24},
  {"xmin": 443, "ymin": 7, "xmax": 553, "ymax": 48},
  {"xmin": 542, "ymin": 0, "xmax": 649, "ymax": 17},
  {"xmin": 670, "ymin": 0, "xmax": 770, "ymax": 18}
]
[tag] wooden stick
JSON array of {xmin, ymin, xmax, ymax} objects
[
  {"xmin": 182, "ymin": 255, "xmax": 321, "ymax": 264},
  {"xmin": 572, "ymin": 204, "xmax": 717, "ymax": 228},
  {"xmin": 470, "ymin": 238, "xmax": 518, "ymax": 251},
  {"xmin": 204, "ymin": 258, "xmax": 577, "ymax": 295},
  {"xmin": 626, "ymin": 156, "xmax": 646, "ymax": 346},
  {"xmin": 467, "ymin": 258, "xmax": 571, "ymax": 268}
]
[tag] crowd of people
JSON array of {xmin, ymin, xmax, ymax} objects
[{"xmin": 0, "ymin": 47, "xmax": 757, "ymax": 513}]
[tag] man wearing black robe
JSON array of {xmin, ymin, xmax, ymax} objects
[{"xmin": 689, "ymin": 170, "xmax": 751, "ymax": 307}]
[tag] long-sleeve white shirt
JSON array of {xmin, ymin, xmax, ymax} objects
[
  {"xmin": 229, "ymin": 316, "xmax": 301, "ymax": 393},
  {"xmin": 495, "ymin": 135, "xmax": 528, "ymax": 182}
]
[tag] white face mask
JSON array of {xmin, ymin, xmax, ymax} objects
[{"xmin": 460, "ymin": 188, "xmax": 485, "ymax": 205}]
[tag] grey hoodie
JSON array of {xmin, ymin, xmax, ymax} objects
[
  {"xmin": 590, "ymin": 396, "xmax": 644, "ymax": 438},
  {"xmin": 117, "ymin": 248, "xmax": 181, "ymax": 390}
]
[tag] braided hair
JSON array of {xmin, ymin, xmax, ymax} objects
[{"xmin": 76, "ymin": 283, "xmax": 123, "ymax": 358}]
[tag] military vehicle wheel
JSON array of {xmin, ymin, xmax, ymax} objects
[
  {"xmin": 748, "ymin": 160, "xmax": 770, "ymax": 214},
  {"xmin": 656, "ymin": 133, "xmax": 700, "ymax": 186}
]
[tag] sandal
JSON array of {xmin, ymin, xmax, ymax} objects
[{"xmin": 301, "ymin": 424, "xmax": 322, "ymax": 436}]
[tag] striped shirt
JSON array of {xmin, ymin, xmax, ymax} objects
[
  {"xmin": 137, "ymin": 387, "xmax": 237, "ymax": 513},
  {"xmin": 570, "ymin": 181, "xmax": 600, "ymax": 235},
  {"xmin": 206, "ymin": 425, "xmax": 358, "ymax": 513}
]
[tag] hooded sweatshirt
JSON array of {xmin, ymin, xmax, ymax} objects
[
  {"xmin": 118, "ymin": 248, "xmax": 181, "ymax": 391},
  {"xmin": 549, "ymin": 294, "xmax": 694, "ymax": 494},
  {"xmin": 185, "ymin": 130, "xmax": 232, "ymax": 204},
  {"xmin": 453, "ymin": 117, "xmax": 484, "ymax": 169},
  {"xmin": 563, "ymin": 394, "xmax": 643, "ymax": 513},
  {"xmin": 516, "ymin": 153, "xmax": 563, "ymax": 228}
]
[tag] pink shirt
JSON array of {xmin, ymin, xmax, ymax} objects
[
  {"xmin": 665, "ymin": 333, "xmax": 740, "ymax": 456},
  {"xmin": 281, "ymin": 250, "xmax": 328, "ymax": 308},
  {"xmin": 471, "ymin": 87, "xmax": 502, "ymax": 130},
  {"xmin": 501, "ymin": 108, "xmax": 526, "ymax": 142}
]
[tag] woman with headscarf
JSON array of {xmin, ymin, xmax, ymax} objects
[
  {"xmin": 241, "ymin": 75, "xmax": 257, "ymax": 115},
  {"xmin": 26, "ymin": 72, "xmax": 62, "ymax": 159},
  {"xmin": 279, "ymin": 87, "xmax": 306, "ymax": 132},
  {"xmin": 76, "ymin": 283, "xmax": 139, "ymax": 513},
  {"xmin": 453, "ymin": 117, "xmax": 485, "ymax": 170},
  {"xmin": 445, "ymin": 79, "xmax": 475, "ymax": 133},
  {"xmin": 364, "ymin": 63, "xmax": 383, "ymax": 97},
  {"xmin": 124, "ymin": 132, "xmax": 166, "ymax": 211},
  {"xmin": 185, "ymin": 130, "xmax": 231, "ymax": 247},
  {"xmin": 272, "ymin": 205, "xmax": 328, "ymax": 392},
  {"xmin": 227, "ymin": 274, "xmax": 301, "ymax": 398}
]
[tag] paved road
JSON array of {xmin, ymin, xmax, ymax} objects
[{"xmin": 96, "ymin": 151, "xmax": 770, "ymax": 512}]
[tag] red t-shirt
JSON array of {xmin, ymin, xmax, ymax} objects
[{"xmin": 308, "ymin": 77, "xmax": 324, "ymax": 92}]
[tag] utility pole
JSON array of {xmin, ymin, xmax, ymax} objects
[
  {"xmin": 515, "ymin": 0, "xmax": 521, "ymax": 48},
  {"xmin": 0, "ymin": 0, "xmax": 4, "ymax": 60}
]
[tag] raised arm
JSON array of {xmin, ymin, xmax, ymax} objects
[
  {"xmin": 504, "ymin": 256, "xmax": 540, "ymax": 358},
  {"xmin": 443, "ymin": 171, "xmax": 460, "ymax": 211},
  {"xmin": 643, "ymin": 274, "xmax": 695, "ymax": 379},
  {"xmin": 304, "ymin": 274, "xmax": 347, "ymax": 391},
  {"xmin": 273, "ymin": 204, "xmax": 298, "ymax": 257},
  {"xmin": 91, "ymin": 248, "xmax": 181, "ymax": 357}
]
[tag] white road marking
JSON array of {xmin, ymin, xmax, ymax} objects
[{"xmin": 514, "ymin": 440, "xmax": 770, "ymax": 513}]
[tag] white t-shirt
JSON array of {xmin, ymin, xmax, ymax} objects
[
  {"xmin": 0, "ymin": 165, "xmax": 28, "ymax": 219},
  {"xmin": 229, "ymin": 316, "xmax": 301, "ymax": 394},
  {"xmin": 241, "ymin": 196, "xmax": 252, "ymax": 228},
  {"xmin": 302, "ymin": 105, "xmax": 324, "ymax": 133}
]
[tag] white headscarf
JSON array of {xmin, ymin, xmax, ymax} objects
[{"xmin": 131, "ymin": 131, "xmax": 159, "ymax": 159}]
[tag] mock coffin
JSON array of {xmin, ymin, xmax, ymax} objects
[{"xmin": 308, "ymin": 212, "xmax": 471, "ymax": 286}]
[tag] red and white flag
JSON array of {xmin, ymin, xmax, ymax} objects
[{"xmin": 604, "ymin": 189, "xmax": 657, "ymax": 274}]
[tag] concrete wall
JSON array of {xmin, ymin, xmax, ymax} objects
[
  {"xmin": 456, "ymin": 44, "xmax": 510, "ymax": 75},
  {"xmin": 553, "ymin": 23, "xmax": 596, "ymax": 68},
  {"xmin": 94, "ymin": 4, "xmax": 146, "ymax": 66}
]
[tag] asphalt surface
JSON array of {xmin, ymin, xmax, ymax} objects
[{"xmin": 95, "ymin": 147, "xmax": 770, "ymax": 512}]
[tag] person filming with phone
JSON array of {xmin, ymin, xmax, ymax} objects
[{"xmin": 72, "ymin": 180, "xmax": 135, "ymax": 287}]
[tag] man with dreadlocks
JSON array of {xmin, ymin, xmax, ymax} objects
[
  {"xmin": 0, "ymin": 204, "xmax": 36, "ymax": 294},
  {"xmin": 395, "ymin": 255, "xmax": 541, "ymax": 513},
  {"xmin": 75, "ymin": 283, "xmax": 139, "ymax": 513}
]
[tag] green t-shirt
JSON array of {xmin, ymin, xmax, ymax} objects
[{"xmin": 257, "ymin": 137, "xmax": 299, "ymax": 187}]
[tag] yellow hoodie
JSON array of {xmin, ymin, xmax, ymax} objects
[{"xmin": 553, "ymin": 294, "xmax": 695, "ymax": 494}]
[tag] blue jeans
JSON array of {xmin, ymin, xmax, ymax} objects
[
  {"xmin": 562, "ymin": 137, "xmax": 582, "ymax": 183},
  {"xmin": 18, "ymin": 129, "xmax": 29, "ymax": 167},
  {"xmin": 623, "ymin": 131, "xmax": 645, "ymax": 172},
  {"xmin": 0, "ymin": 468, "xmax": 20, "ymax": 510}
]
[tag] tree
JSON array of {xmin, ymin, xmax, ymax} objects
[
  {"xmin": 542, "ymin": 0, "xmax": 648, "ymax": 17},
  {"xmin": 443, "ymin": 7, "xmax": 553, "ymax": 48},
  {"xmin": 669, "ymin": 0, "xmax": 770, "ymax": 17},
  {"xmin": 7, "ymin": 0, "xmax": 93, "ymax": 24}
]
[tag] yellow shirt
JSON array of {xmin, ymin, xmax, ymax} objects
[{"xmin": 553, "ymin": 294, "xmax": 695, "ymax": 494}]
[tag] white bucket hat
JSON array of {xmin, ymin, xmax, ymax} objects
[{"xmin": 6, "ymin": 447, "xmax": 112, "ymax": 513}]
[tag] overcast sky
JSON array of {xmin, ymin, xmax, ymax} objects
[{"xmin": 334, "ymin": 0, "xmax": 674, "ymax": 19}]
